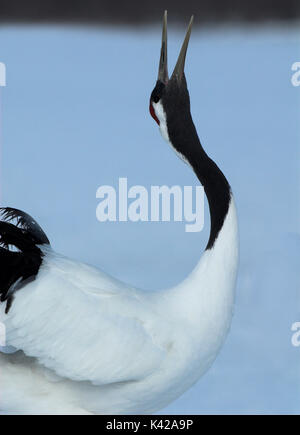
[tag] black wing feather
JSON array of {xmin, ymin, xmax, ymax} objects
[
  {"xmin": 0, "ymin": 207, "xmax": 50, "ymax": 245},
  {"xmin": 0, "ymin": 207, "xmax": 50, "ymax": 313}
]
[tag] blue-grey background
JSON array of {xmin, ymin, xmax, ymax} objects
[{"xmin": 0, "ymin": 23, "xmax": 299, "ymax": 413}]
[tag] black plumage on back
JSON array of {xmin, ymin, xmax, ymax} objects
[
  {"xmin": 0, "ymin": 207, "xmax": 49, "ymax": 245},
  {"xmin": 0, "ymin": 208, "xmax": 50, "ymax": 313}
]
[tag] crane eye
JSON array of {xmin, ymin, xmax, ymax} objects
[
  {"xmin": 150, "ymin": 81, "xmax": 165, "ymax": 104},
  {"xmin": 150, "ymin": 91, "xmax": 161, "ymax": 104}
]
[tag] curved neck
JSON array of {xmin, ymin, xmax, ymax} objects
[
  {"xmin": 192, "ymin": 148, "xmax": 231, "ymax": 250},
  {"xmin": 167, "ymin": 113, "xmax": 231, "ymax": 250},
  {"xmin": 164, "ymin": 116, "xmax": 238, "ymax": 337}
]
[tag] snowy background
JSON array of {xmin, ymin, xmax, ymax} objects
[{"xmin": 0, "ymin": 23, "xmax": 299, "ymax": 414}]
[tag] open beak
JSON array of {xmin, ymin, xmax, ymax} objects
[
  {"xmin": 158, "ymin": 11, "xmax": 169, "ymax": 83},
  {"xmin": 158, "ymin": 11, "xmax": 194, "ymax": 85}
]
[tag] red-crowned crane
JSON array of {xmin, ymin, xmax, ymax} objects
[{"xmin": 0, "ymin": 12, "xmax": 238, "ymax": 415}]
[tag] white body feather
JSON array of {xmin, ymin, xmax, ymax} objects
[{"xmin": 0, "ymin": 198, "xmax": 238, "ymax": 415}]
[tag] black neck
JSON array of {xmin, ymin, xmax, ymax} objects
[{"xmin": 167, "ymin": 112, "xmax": 231, "ymax": 250}]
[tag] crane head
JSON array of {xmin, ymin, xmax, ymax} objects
[{"xmin": 149, "ymin": 11, "xmax": 194, "ymax": 143}]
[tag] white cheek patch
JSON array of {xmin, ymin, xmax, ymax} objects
[
  {"xmin": 152, "ymin": 100, "xmax": 190, "ymax": 167},
  {"xmin": 152, "ymin": 101, "xmax": 170, "ymax": 143}
]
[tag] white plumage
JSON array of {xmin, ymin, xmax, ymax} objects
[
  {"xmin": 0, "ymin": 199, "xmax": 238, "ymax": 414},
  {"xmin": 0, "ymin": 13, "xmax": 239, "ymax": 414}
]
